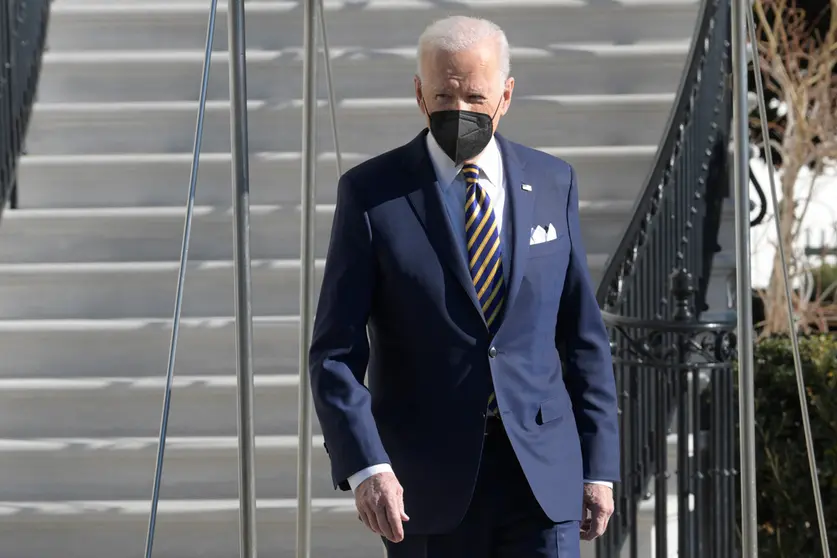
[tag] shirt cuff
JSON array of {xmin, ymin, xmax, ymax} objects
[
  {"xmin": 347, "ymin": 464, "xmax": 394, "ymax": 492},
  {"xmin": 584, "ymin": 480, "xmax": 614, "ymax": 489}
]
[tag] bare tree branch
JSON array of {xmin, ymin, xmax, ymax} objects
[{"xmin": 753, "ymin": 0, "xmax": 837, "ymax": 336}]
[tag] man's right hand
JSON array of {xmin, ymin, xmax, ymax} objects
[{"xmin": 354, "ymin": 471, "xmax": 410, "ymax": 543}]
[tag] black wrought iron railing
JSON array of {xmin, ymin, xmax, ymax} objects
[
  {"xmin": 749, "ymin": 165, "xmax": 768, "ymax": 227},
  {"xmin": 1, "ymin": 0, "xmax": 50, "ymax": 214},
  {"xmin": 594, "ymin": 0, "xmax": 738, "ymax": 555}
]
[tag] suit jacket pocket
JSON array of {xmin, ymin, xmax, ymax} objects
[
  {"xmin": 536, "ymin": 395, "xmax": 565, "ymax": 425},
  {"xmin": 527, "ymin": 236, "xmax": 565, "ymax": 259}
]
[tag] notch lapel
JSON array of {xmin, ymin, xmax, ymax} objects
[
  {"xmin": 497, "ymin": 134, "xmax": 534, "ymax": 317},
  {"xmin": 404, "ymin": 133, "xmax": 485, "ymax": 321}
]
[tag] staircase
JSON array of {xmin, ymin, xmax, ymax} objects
[{"xmin": 0, "ymin": 1, "xmax": 709, "ymax": 556}]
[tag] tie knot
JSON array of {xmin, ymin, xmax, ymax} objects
[{"xmin": 462, "ymin": 164, "xmax": 481, "ymax": 184}]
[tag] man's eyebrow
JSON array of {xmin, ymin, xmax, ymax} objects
[{"xmin": 428, "ymin": 86, "xmax": 487, "ymax": 96}]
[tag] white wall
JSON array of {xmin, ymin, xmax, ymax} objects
[{"xmin": 749, "ymin": 158, "xmax": 837, "ymax": 288}]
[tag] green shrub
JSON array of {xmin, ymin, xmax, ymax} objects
[{"xmin": 753, "ymin": 335, "xmax": 837, "ymax": 556}]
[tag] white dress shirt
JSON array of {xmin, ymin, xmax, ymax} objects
[{"xmin": 346, "ymin": 133, "xmax": 612, "ymax": 491}]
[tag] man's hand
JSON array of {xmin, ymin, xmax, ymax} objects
[
  {"xmin": 580, "ymin": 483, "xmax": 614, "ymax": 540},
  {"xmin": 355, "ymin": 471, "xmax": 410, "ymax": 543}
]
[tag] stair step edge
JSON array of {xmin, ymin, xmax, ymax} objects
[{"xmin": 0, "ymin": 435, "xmax": 323, "ymax": 452}]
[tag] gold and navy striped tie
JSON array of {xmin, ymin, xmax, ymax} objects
[{"xmin": 463, "ymin": 164, "xmax": 505, "ymax": 416}]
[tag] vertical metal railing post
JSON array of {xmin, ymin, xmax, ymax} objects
[
  {"xmin": 730, "ymin": 0, "xmax": 758, "ymax": 554},
  {"xmin": 296, "ymin": 0, "xmax": 318, "ymax": 556},
  {"xmin": 227, "ymin": 0, "xmax": 259, "ymax": 556}
]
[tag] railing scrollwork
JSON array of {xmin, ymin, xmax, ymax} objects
[{"xmin": 600, "ymin": 270, "xmax": 739, "ymax": 558}]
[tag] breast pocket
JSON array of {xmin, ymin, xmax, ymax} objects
[
  {"xmin": 527, "ymin": 234, "xmax": 566, "ymax": 259},
  {"xmin": 522, "ymin": 235, "xmax": 569, "ymax": 322}
]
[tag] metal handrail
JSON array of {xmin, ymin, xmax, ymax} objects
[
  {"xmin": 745, "ymin": 4, "xmax": 830, "ymax": 553},
  {"xmin": 144, "ymin": 1, "xmax": 258, "ymax": 557},
  {"xmin": 297, "ymin": 2, "xmax": 345, "ymax": 556},
  {"xmin": 0, "ymin": 0, "xmax": 51, "ymax": 215},
  {"xmin": 592, "ymin": 0, "xmax": 734, "ymax": 554},
  {"xmin": 595, "ymin": 0, "xmax": 731, "ymax": 313},
  {"xmin": 144, "ymin": 1, "xmax": 222, "ymax": 555}
]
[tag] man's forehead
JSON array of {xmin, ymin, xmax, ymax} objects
[{"xmin": 421, "ymin": 59, "xmax": 497, "ymax": 88}]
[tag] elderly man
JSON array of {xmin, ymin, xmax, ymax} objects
[{"xmin": 309, "ymin": 15, "xmax": 620, "ymax": 558}]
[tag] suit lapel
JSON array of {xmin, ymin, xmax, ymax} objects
[
  {"xmin": 496, "ymin": 134, "xmax": 534, "ymax": 318},
  {"xmin": 404, "ymin": 132, "xmax": 485, "ymax": 320}
]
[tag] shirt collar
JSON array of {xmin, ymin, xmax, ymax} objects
[{"xmin": 425, "ymin": 131, "xmax": 503, "ymax": 189}]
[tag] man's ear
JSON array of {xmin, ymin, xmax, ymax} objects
[
  {"xmin": 414, "ymin": 76, "xmax": 425, "ymax": 113},
  {"xmin": 501, "ymin": 77, "xmax": 515, "ymax": 115}
]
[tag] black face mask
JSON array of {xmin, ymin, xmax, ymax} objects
[{"xmin": 425, "ymin": 97, "xmax": 503, "ymax": 166}]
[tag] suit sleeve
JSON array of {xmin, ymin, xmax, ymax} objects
[
  {"xmin": 309, "ymin": 174, "xmax": 390, "ymax": 491},
  {"xmin": 555, "ymin": 165, "xmax": 621, "ymax": 483}
]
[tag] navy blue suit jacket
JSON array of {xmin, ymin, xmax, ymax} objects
[{"xmin": 309, "ymin": 130, "xmax": 619, "ymax": 534}]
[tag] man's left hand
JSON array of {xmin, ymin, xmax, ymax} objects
[{"xmin": 580, "ymin": 483, "xmax": 614, "ymax": 540}]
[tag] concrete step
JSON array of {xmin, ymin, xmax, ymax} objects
[
  {"xmin": 0, "ymin": 375, "xmax": 310, "ymax": 438},
  {"xmin": 0, "ymin": 254, "xmax": 608, "ymax": 319},
  {"xmin": 25, "ymin": 95, "xmax": 675, "ymax": 155},
  {"xmin": 0, "ymin": 203, "xmax": 630, "ymax": 262},
  {"xmin": 0, "ymin": 435, "xmax": 336, "ymax": 500},
  {"xmin": 47, "ymin": 0, "xmax": 700, "ymax": 52},
  {"xmin": 0, "ymin": 205, "xmax": 332, "ymax": 262},
  {"xmin": 0, "ymin": 260, "xmax": 323, "ymax": 319},
  {"xmin": 0, "ymin": 497, "xmax": 386, "ymax": 558},
  {"xmin": 17, "ymin": 146, "xmax": 658, "ymax": 208},
  {"xmin": 634, "ymin": 494, "xmax": 681, "ymax": 558},
  {"xmin": 0, "ymin": 316, "xmax": 301, "ymax": 379},
  {"xmin": 37, "ymin": 42, "xmax": 691, "ymax": 102},
  {"xmin": 618, "ymin": 436, "xmax": 691, "ymax": 556}
]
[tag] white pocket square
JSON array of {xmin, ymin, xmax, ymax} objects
[
  {"xmin": 530, "ymin": 224, "xmax": 558, "ymax": 245},
  {"xmin": 546, "ymin": 223, "xmax": 558, "ymax": 241},
  {"xmin": 530, "ymin": 225, "xmax": 547, "ymax": 245}
]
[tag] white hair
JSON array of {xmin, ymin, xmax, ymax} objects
[{"xmin": 417, "ymin": 16, "xmax": 510, "ymax": 84}]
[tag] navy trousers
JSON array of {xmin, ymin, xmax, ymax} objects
[{"xmin": 383, "ymin": 419, "xmax": 581, "ymax": 558}]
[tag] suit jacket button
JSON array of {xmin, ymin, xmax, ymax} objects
[{"xmin": 488, "ymin": 347, "xmax": 498, "ymax": 358}]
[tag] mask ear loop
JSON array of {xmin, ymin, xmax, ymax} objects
[
  {"xmin": 420, "ymin": 94, "xmax": 430, "ymax": 118},
  {"xmin": 490, "ymin": 93, "xmax": 504, "ymax": 120}
]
